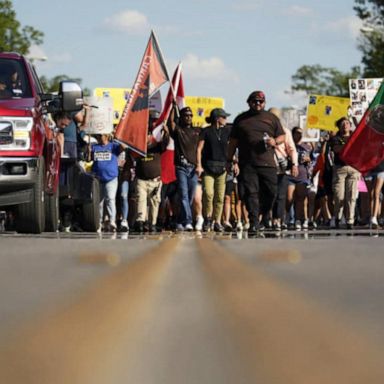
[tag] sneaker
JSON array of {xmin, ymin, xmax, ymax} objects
[
  {"xmin": 223, "ymin": 222, "xmax": 233, "ymax": 232},
  {"xmin": 236, "ymin": 221, "xmax": 243, "ymax": 231},
  {"xmin": 176, "ymin": 223, "xmax": 184, "ymax": 232},
  {"xmin": 273, "ymin": 222, "xmax": 281, "ymax": 231},
  {"xmin": 195, "ymin": 215, "xmax": 204, "ymax": 231},
  {"xmin": 203, "ymin": 219, "xmax": 212, "ymax": 232},
  {"xmin": 370, "ymin": 216, "xmax": 379, "ymax": 229},
  {"xmin": 302, "ymin": 219, "xmax": 309, "ymax": 230},
  {"xmin": 149, "ymin": 224, "xmax": 159, "ymax": 233},
  {"xmin": 295, "ymin": 220, "xmax": 302, "ymax": 230},
  {"xmin": 309, "ymin": 221, "xmax": 317, "ymax": 229},
  {"xmin": 120, "ymin": 220, "xmax": 129, "ymax": 232},
  {"xmin": 63, "ymin": 225, "xmax": 71, "ymax": 233},
  {"xmin": 185, "ymin": 223, "xmax": 194, "ymax": 231},
  {"xmin": 330, "ymin": 217, "xmax": 336, "ymax": 228},
  {"xmin": 243, "ymin": 222, "xmax": 250, "ymax": 231},
  {"xmin": 109, "ymin": 221, "xmax": 117, "ymax": 233},
  {"xmin": 213, "ymin": 222, "xmax": 224, "ymax": 233},
  {"xmin": 281, "ymin": 223, "xmax": 288, "ymax": 231},
  {"xmin": 134, "ymin": 221, "xmax": 144, "ymax": 233},
  {"xmin": 247, "ymin": 223, "xmax": 260, "ymax": 234}
]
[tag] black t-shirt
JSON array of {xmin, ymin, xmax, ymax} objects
[
  {"xmin": 199, "ymin": 125, "xmax": 231, "ymax": 166},
  {"xmin": 135, "ymin": 146, "xmax": 162, "ymax": 180},
  {"xmin": 329, "ymin": 133, "xmax": 351, "ymax": 166},
  {"xmin": 231, "ymin": 109, "xmax": 285, "ymax": 167},
  {"xmin": 170, "ymin": 124, "xmax": 200, "ymax": 166}
]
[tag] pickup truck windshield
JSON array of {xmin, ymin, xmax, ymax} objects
[{"xmin": 0, "ymin": 59, "xmax": 32, "ymax": 99}]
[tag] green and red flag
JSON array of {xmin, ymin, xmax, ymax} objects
[
  {"xmin": 115, "ymin": 31, "xmax": 169, "ymax": 156},
  {"xmin": 340, "ymin": 82, "xmax": 384, "ymax": 173}
]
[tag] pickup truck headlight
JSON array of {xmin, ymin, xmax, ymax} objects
[{"xmin": 0, "ymin": 117, "xmax": 33, "ymax": 150}]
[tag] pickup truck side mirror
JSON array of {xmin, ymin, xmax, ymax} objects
[
  {"xmin": 60, "ymin": 81, "xmax": 84, "ymax": 112},
  {"xmin": 43, "ymin": 81, "xmax": 84, "ymax": 113}
]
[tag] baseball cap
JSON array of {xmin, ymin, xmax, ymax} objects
[
  {"xmin": 180, "ymin": 106, "xmax": 193, "ymax": 115},
  {"xmin": 247, "ymin": 90, "xmax": 266, "ymax": 102},
  {"xmin": 209, "ymin": 108, "xmax": 230, "ymax": 120}
]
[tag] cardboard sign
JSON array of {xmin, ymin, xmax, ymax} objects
[{"xmin": 83, "ymin": 96, "xmax": 114, "ymax": 134}]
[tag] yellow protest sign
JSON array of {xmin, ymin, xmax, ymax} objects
[
  {"xmin": 184, "ymin": 96, "xmax": 225, "ymax": 127},
  {"xmin": 306, "ymin": 95, "xmax": 350, "ymax": 132}
]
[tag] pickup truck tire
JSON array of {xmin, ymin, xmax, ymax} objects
[
  {"xmin": 45, "ymin": 186, "xmax": 59, "ymax": 232},
  {"xmin": 81, "ymin": 177, "xmax": 100, "ymax": 232},
  {"xmin": 16, "ymin": 158, "xmax": 45, "ymax": 233}
]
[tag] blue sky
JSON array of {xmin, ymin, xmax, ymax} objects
[{"xmin": 13, "ymin": 0, "xmax": 363, "ymax": 115}]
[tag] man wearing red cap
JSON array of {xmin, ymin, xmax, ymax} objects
[{"xmin": 227, "ymin": 90, "xmax": 285, "ymax": 233}]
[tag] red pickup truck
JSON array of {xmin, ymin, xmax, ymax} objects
[{"xmin": 0, "ymin": 52, "xmax": 83, "ymax": 233}]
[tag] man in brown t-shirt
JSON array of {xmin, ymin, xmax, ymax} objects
[
  {"xmin": 227, "ymin": 90, "xmax": 285, "ymax": 233},
  {"xmin": 168, "ymin": 106, "xmax": 200, "ymax": 231}
]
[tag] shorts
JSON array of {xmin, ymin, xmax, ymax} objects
[
  {"xmin": 287, "ymin": 176, "xmax": 310, "ymax": 186},
  {"xmin": 225, "ymin": 180, "xmax": 234, "ymax": 196}
]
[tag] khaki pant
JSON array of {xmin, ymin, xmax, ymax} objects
[
  {"xmin": 332, "ymin": 165, "xmax": 360, "ymax": 224},
  {"xmin": 136, "ymin": 178, "xmax": 162, "ymax": 225},
  {"xmin": 202, "ymin": 172, "xmax": 227, "ymax": 222}
]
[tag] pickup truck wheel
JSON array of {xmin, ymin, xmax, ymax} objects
[
  {"xmin": 81, "ymin": 177, "xmax": 100, "ymax": 232},
  {"xmin": 45, "ymin": 186, "xmax": 59, "ymax": 232},
  {"xmin": 16, "ymin": 158, "xmax": 45, "ymax": 233}
]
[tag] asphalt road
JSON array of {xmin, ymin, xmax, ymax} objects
[{"xmin": 0, "ymin": 229, "xmax": 384, "ymax": 383}]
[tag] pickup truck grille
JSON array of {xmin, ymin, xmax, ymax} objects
[{"xmin": 0, "ymin": 121, "xmax": 13, "ymax": 145}]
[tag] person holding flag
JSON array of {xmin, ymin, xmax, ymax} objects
[
  {"xmin": 151, "ymin": 63, "xmax": 185, "ymax": 231},
  {"xmin": 340, "ymin": 81, "xmax": 384, "ymax": 173},
  {"xmin": 330, "ymin": 117, "xmax": 361, "ymax": 229},
  {"xmin": 167, "ymin": 106, "xmax": 200, "ymax": 231}
]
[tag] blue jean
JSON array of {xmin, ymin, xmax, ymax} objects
[
  {"xmin": 176, "ymin": 165, "xmax": 198, "ymax": 225},
  {"xmin": 120, "ymin": 180, "xmax": 129, "ymax": 220},
  {"xmin": 99, "ymin": 177, "xmax": 118, "ymax": 223}
]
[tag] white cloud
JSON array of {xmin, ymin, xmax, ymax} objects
[
  {"xmin": 182, "ymin": 53, "xmax": 239, "ymax": 83},
  {"xmin": 27, "ymin": 45, "xmax": 48, "ymax": 62},
  {"xmin": 26, "ymin": 45, "xmax": 72, "ymax": 68},
  {"xmin": 103, "ymin": 10, "xmax": 149, "ymax": 34},
  {"xmin": 326, "ymin": 16, "xmax": 363, "ymax": 39},
  {"xmin": 285, "ymin": 5, "xmax": 313, "ymax": 17}
]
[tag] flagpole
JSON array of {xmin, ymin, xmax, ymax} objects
[{"xmin": 151, "ymin": 30, "xmax": 178, "ymax": 100}]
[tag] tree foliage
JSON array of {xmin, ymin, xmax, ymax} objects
[
  {"xmin": 290, "ymin": 65, "xmax": 361, "ymax": 97},
  {"xmin": 40, "ymin": 74, "xmax": 90, "ymax": 96},
  {"xmin": 0, "ymin": 0, "xmax": 44, "ymax": 54},
  {"xmin": 354, "ymin": 0, "xmax": 384, "ymax": 77}
]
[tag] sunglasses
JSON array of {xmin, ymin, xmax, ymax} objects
[
  {"xmin": 250, "ymin": 99, "xmax": 265, "ymax": 104},
  {"xmin": 183, "ymin": 113, "xmax": 193, "ymax": 117}
]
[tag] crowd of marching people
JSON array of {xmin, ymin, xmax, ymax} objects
[{"xmin": 57, "ymin": 90, "xmax": 384, "ymax": 234}]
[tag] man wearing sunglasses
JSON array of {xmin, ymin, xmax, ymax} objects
[
  {"xmin": 168, "ymin": 106, "xmax": 200, "ymax": 231},
  {"xmin": 227, "ymin": 90, "xmax": 285, "ymax": 234}
]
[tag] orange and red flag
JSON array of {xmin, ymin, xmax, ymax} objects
[{"xmin": 115, "ymin": 31, "xmax": 169, "ymax": 156}]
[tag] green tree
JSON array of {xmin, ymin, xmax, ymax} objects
[
  {"xmin": 0, "ymin": 0, "xmax": 44, "ymax": 54},
  {"xmin": 40, "ymin": 74, "xmax": 90, "ymax": 95},
  {"xmin": 290, "ymin": 65, "xmax": 361, "ymax": 97},
  {"xmin": 354, "ymin": 0, "xmax": 384, "ymax": 77}
]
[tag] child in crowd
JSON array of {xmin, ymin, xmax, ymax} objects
[{"xmin": 91, "ymin": 134, "xmax": 123, "ymax": 232}]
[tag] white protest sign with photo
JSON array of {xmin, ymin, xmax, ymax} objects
[
  {"xmin": 299, "ymin": 115, "xmax": 320, "ymax": 142},
  {"xmin": 83, "ymin": 96, "xmax": 114, "ymax": 134},
  {"xmin": 349, "ymin": 78, "xmax": 383, "ymax": 121}
]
